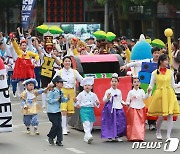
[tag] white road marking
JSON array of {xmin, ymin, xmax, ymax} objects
[
  {"xmin": 11, "ymin": 103, "xmax": 20, "ymax": 106},
  {"xmin": 66, "ymin": 148, "xmax": 85, "ymax": 154}
]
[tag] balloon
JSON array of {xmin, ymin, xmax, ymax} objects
[
  {"xmin": 49, "ymin": 26, "xmax": 63, "ymax": 34},
  {"xmin": 36, "ymin": 25, "xmax": 48, "ymax": 34},
  {"xmin": 106, "ymin": 32, "xmax": 116, "ymax": 41}
]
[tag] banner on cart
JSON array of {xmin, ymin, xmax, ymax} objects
[
  {"xmin": 84, "ymin": 73, "xmax": 113, "ymax": 78},
  {"xmin": 21, "ymin": 0, "xmax": 36, "ymax": 29}
]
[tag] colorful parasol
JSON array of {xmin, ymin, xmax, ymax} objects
[
  {"xmin": 49, "ymin": 26, "xmax": 63, "ymax": 34},
  {"xmin": 36, "ymin": 24, "xmax": 48, "ymax": 34},
  {"xmin": 151, "ymin": 39, "xmax": 165, "ymax": 48},
  {"xmin": 93, "ymin": 30, "xmax": 106, "ymax": 40},
  {"xmin": 145, "ymin": 39, "xmax": 151, "ymax": 44},
  {"xmin": 106, "ymin": 32, "xmax": 116, "ymax": 41}
]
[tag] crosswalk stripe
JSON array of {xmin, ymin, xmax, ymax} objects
[{"xmin": 66, "ymin": 148, "xmax": 85, "ymax": 153}]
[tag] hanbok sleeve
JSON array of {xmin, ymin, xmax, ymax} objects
[
  {"xmin": 119, "ymin": 90, "xmax": 126, "ymax": 105},
  {"xmin": 126, "ymin": 91, "xmax": 132, "ymax": 105},
  {"xmin": 141, "ymin": 89, "xmax": 149, "ymax": 99},
  {"xmin": 103, "ymin": 90, "xmax": 109, "ymax": 103},
  {"xmin": 28, "ymin": 51, "xmax": 39, "ymax": 60},
  {"xmin": 149, "ymin": 71, "xmax": 156, "ymax": 89},
  {"xmin": 12, "ymin": 39, "xmax": 21, "ymax": 56}
]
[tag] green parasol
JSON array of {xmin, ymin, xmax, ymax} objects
[
  {"xmin": 151, "ymin": 39, "xmax": 165, "ymax": 48},
  {"xmin": 36, "ymin": 24, "xmax": 48, "ymax": 34},
  {"xmin": 106, "ymin": 32, "xmax": 116, "ymax": 41},
  {"xmin": 49, "ymin": 26, "xmax": 63, "ymax": 34},
  {"xmin": 93, "ymin": 30, "xmax": 106, "ymax": 40},
  {"xmin": 145, "ymin": 39, "xmax": 151, "ymax": 44}
]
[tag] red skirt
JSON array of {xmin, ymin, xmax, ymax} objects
[
  {"xmin": 126, "ymin": 107, "xmax": 146, "ymax": 141},
  {"xmin": 12, "ymin": 58, "xmax": 35, "ymax": 80}
]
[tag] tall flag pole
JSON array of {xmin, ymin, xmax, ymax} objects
[{"xmin": 21, "ymin": 0, "xmax": 36, "ymax": 30}]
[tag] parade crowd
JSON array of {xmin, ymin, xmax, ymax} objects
[{"xmin": 0, "ymin": 27, "xmax": 180, "ymax": 146}]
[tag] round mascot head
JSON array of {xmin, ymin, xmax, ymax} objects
[{"xmin": 131, "ymin": 34, "xmax": 152, "ymax": 60}]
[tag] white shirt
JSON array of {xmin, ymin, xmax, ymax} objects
[
  {"xmin": 76, "ymin": 90, "xmax": 99, "ymax": 107},
  {"xmin": 54, "ymin": 68, "xmax": 83, "ymax": 89},
  {"xmin": 103, "ymin": 87, "xmax": 125, "ymax": 110},
  {"xmin": 126, "ymin": 88, "xmax": 147, "ymax": 109}
]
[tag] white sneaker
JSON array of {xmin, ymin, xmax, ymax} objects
[
  {"xmin": 115, "ymin": 137, "xmax": 123, "ymax": 142},
  {"xmin": 156, "ymin": 133, "xmax": 162, "ymax": 140},
  {"xmin": 108, "ymin": 138, "xmax": 113, "ymax": 142},
  {"xmin": 63, "ymin": 130, "xmax": 68, "ymax": 135},
  {"xmin": 13, "ymin": 93, "xmax": 16, "ymax": 97}
]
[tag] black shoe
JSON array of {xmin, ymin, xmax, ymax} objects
[
  {"xmin": 56, "ymin": 141, "xmax": 63, "ymax": 146},
  {"xmin": 48, "ymin": 138, "xmax": 54, "ymax": 145},
  {"xmin": 149, "ymin": 124, "xmax": 156, "ymax": 131}
]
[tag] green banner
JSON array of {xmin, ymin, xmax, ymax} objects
[{"xmin": 84, "ymin": 73, "xmax": 113, "ymax": 78}]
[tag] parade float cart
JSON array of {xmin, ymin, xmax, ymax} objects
[{"xmin": 69, "ymin": 54, "xmax": 132, "ymax": 130}]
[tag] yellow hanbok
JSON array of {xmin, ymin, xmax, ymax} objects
[{"xmin": 148, "ymin": 69, "xmax": 180, "ymax": 116}]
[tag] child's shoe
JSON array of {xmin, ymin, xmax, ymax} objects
[
  {"xmin": 48, "ymin": 138, "xmax": 54, "ymax": 145},
  {"xmin": 108, "ymin": 138, "xmax": 113, "ymax": 142},
  {"xmin": 26, "ymin": 127, "xmax": 30, "ymax": 134},
  {"xmin": 34, "ymin": 127, "xmax": 40, "ymax": 135},
  {"xmin": 115, "ymin": 137, "xmax": 123, "ymax": 142},
  {"xmin": 56, "ymin": 141, "xmax": 63, "ymax": 146}
]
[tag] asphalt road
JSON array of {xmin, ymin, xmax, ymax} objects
[{"xmin": 0, "ymin": 91, "xmax": 180, "ymax": 154}]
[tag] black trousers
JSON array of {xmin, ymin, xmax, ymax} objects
[
  {"xmin": 47, "ymin": 112, "xmax": 63, "ymax": 142},
  {"xmin": 148, "ymin": 120, "xmax": 156, "ymax": 125}
]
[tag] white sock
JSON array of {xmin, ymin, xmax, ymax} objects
[
  {"xmin": 42, "ymin": 93, "xmax": 47, "ymax": 108},
  {"xmin": 62, "ymin": 115, "xmax": 67, "ymax": 131},
  {"xmin": 167, "ymin": 115, "xmax": 173, "ymax": 139},
  {"xmin": 17, "ymin": 81, "xmax": 24, "ymax": 98},
  {"xmin": 156, "ymin": 116, "xmax": 163, "ymax": 134}
]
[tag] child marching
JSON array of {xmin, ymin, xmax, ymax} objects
[
  {"xmin": 46, "ymin": 75, "xmax": 69, "ymax": 146},
  {"xmin": 74, "ymin": 77, "xmax": 100, "ymax": 144},
  {"xmin": 126, "ymin": 77, "xmax": 148, "ymax": 141},
  {"xmin": 101, "ymin": 73, "xmax": 126, "ymax": 142},
  {"xmin": 20, "ymin": 78, "xmax": 49, "ymax": 135}
]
